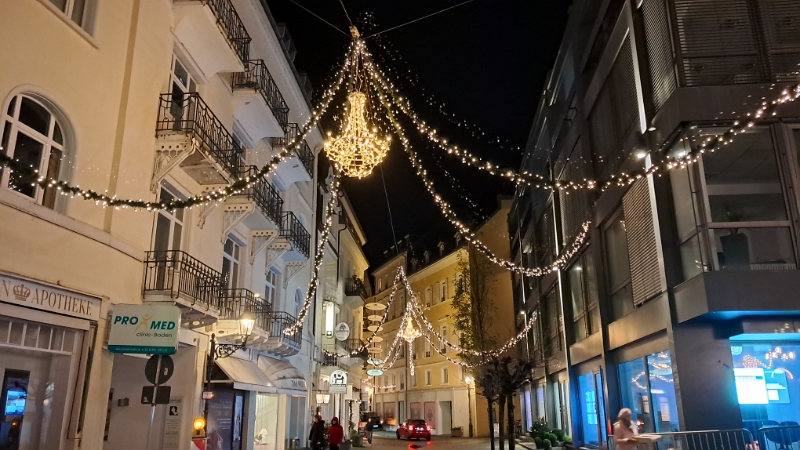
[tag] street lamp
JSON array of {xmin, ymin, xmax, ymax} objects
[
  {"xmin": 204, "ymin": 307, "xmax": 256, "ymax": 431},
  {"xmin": 465, "ymin": 376, "xmax": 474, "ymax": 438}
]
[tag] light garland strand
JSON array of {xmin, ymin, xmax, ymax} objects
[
  {"xmin": 0, "ymin": 44, "xmax": 358, "ymax": 212},
  {"xmin": 284, "ymin": 173, "xmax": 341, "ymax": 335},
  {"xmin": 356, "ymin": 268, "xmax": 403, "ymax": 353}
]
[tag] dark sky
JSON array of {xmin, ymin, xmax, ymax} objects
[{"xmin": 265, "ymin": 0, "xmax": 570, "ymax": 267}]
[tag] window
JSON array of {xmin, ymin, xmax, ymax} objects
[
  {"xmin": 542, "ymin": 288, "xmax": 562, "ymax": 357},
  {"xmin": 377, "ymin": 277, "xmax": 382, "ymax": 292},
  {"xmin": 424, "ymin": 338, "xmax": 431, "ymax": 358},
  {"xmin": 153, "ymin": 186, "xmax": 184, "ymax": 252},
  {"xmin": 440, "ymin": 325, "xmax": 448, "ymax": 352},
  {"xmin": 294, "ymin": 290, "xmax": 303, "ymax": 317},
  {"xmin": 568, "ymin": 250, "xmax": 599, "ymax": 343},
  {"xmin": 411, "ymin": 374, "xmax": 417, "ymax": 387},
  {"xmin": 604, "ymin": 213, "xmax": 634, "ymax": 320},
  {"xmin": 441, "ymin": 368, "xmax": 449, "ymax": 385},
  {"xmin": 170, "ymin": 55, "xmax": 197, "ymax": 95},
  {"xmin": 618, "ymin": 351, "xmax": 679, "ymax": 434},
  {"xmin": 222, "ymin": 237, "xmax": 241, "ymax": 289},
  {"xmin": 439, "ymin": 279, "xmax": 447, "ymax": 302},
  {"xmin": 46, "ymin": 0, "xmax": 94, "ymax": 30},
  {"xmin": 266, "ymin": 268, "xmax": 281, "ymax": 306},
  {"xmin": 425, "ymin": 287, "xmax": 432, "ymax": 307},
  {"xmin": 1, "ymin": 94, "xmax": 67, "ymax": 208},
  {"xmin": 425, "ymin": 371, "xmax": 432, "ymax": 386}
]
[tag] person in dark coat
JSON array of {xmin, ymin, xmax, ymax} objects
[
  {"xmin": 309, "ymin": 414, "xmax": 326, "ymax": 450},
  {"xmin": 327, "ymin": 417, "xmax": 344, "ymax": 450}
]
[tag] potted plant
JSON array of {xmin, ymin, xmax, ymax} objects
[
  {"xmin": 350, "ymin": 430, "xmax": 363, "ymax": 448},
  {"xmin": 340, "ymin": 435, "xmax": 352, "ymax": 450},
  {"xmin": 542, "ymin": 439, "xmax": 552, "ymax": 450},
  {"xmin": 451, "ymin": 426, "xmax": 464, "ymax": 437}
]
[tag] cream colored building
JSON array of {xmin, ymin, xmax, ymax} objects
[
  {"xmin": 0, "ymin": 1, "xmax": 328, "ymax": 449},
  {"xmin": 367, "ymin": 200, "xmax": 517, "ymax": 437}
]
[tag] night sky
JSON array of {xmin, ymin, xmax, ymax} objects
[{"xmin": 265, "ymin": 0, "xmax": 570, "ymax": 267}]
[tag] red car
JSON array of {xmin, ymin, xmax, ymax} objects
[{"xmin": 396, "ymin": 419, "xmax": 432, "ymax": 441}]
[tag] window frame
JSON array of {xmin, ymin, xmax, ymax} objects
[
  {"xmin": 425, "ymin": 370, "xmax": 432, "ymax": 386},
  {"xmin": 152, "ymin": 184, "xmax": 186, "ymax": 252},
  {"xmin": 222, "ymin": 236, "xmax": 243, "ymax": 290},
  {"xmin": 602, "ymin": 209, "xmax": 634, "ymax": 320},
  {"xmin": 265, "ymin": 267, "xmax": 281, "ymax": 307},
  {"xmin": 441, "ymin": 368, "xmax": 449, "ymax": 385},
  {"xmin": 1, "ymin": 94, "xmax": 67, "ymax": 209}
]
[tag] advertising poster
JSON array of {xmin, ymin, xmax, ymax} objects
[
  {"xmin": 410, "ymin": 402, "xmax": 422, "ymax": 420},
  {"xmin": 424, "ymin": 402, "xmax": 436, "ymax": 428},
  {"xmin": 207, "ymin": 389, "xmax": 234, "ymax": 450},
  {"xmin": 233, "ymin": 395, "xmax": 244, "ymax": 446}
]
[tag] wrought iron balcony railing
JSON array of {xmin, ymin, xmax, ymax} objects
[
  {"xmin": 143, "ymin": 250, "xmax": 225, "ymax": 309},
  {"xmin": 239, "ymin": 166, "xmax": 283, "ymax": 224},
  {"xmin": 343, "ymin": 338, "xmax": 368, "ymax": 358},
  {"xmin": 265, "ymin": 311, "xmax": 302, "ymax": 348},
  {"xmin": 156, "ymin": 92, "xmax": 244, "ymax": 179},
  {"xmin": 231, "ymin": 60, "xmax": 289, "ymax": 130},
  {"xmin": 344, "ymin": 276, "xmax": 368, "ymax": 298},
  {"xmin": 321, "ymin": 351, "xmax": 338, "ymax": 366},
  {"xmin": 270, "ymin": 123, "xmax": 314, "ymax": 177},
  {"xmin": 280, "ymin": 211, "xmax": 310, "ymax": 258},
  {"xmin": 204, "ymin": 0, "xmax": 251, "ymax": 64},
  {"xmin": 219, "ymin": 288, "xmax": 272, "ymax": 331}
]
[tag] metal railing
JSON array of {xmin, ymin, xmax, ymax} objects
[
  {"xmin": 344, "ymin": 338, "xmax": 368, "ymax": 358},
  {"xmin": 219, "ymin": 288, "xmax": 272, "ymax": 331},
  {"xmin": 204, "ymin": 0, "xmax": 250, "ymax": 63},
  {"xmin": 265, "ymin": 311, "xmax": 302, "ymax": 348},
  {"xmin": 280, "ymin": 211, "xmax": 310, "ymax": 258},
  {"xmin": 757, "ymin": 424, "xmax": 800, "ymax": 450},
  {"xmin": 156, "ymin": 92, "xmax": 244, "ymax": 179},
  {"xmin": 231, "ymin": 60, "xmax": 289, "ymax": 129},
  {"xmin": 238, "ymin": 166, "xmax": 283, "ymax": 224},
  {"xmin": 607, "ymin": 429, "xmax": 755, "ymax": 450},
  {"xmin": 143, "ymin": 250, "xmax": 225, "ymax": 309},
  {"xmin": 270, "ymin": 123, "xmax": 314, "ymax": 177},
  {"xmin": 344, "ymin": 276, "xmax": 367, "ymax": 298}
]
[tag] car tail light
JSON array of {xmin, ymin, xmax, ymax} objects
[{"xmin": 426, "ymin": 426, "xmax": 431, "ymax": 431}]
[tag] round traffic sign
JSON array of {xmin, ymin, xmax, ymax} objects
[{"xmin": 145, "ymin": 355, "xmax": 175, "ymax": 384}]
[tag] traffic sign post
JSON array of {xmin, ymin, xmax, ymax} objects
[{"xmin": 143, "ymin": 354, "xmax": 174, "ymax": 449}]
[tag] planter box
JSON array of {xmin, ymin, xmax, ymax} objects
[
  {"xmin": 341, "ymin": 443, "xmax": 352, "ymax": 450},
  {"xmin": 451, "ymin": 429, "xmax": 464, "ymax": 437}
]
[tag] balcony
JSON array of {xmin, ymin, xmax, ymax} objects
[
  {"xmin": 231, "ymin": 60, "xmax": 289, "ymax": 142},
  {"xmin": 345, "ymin": 276, "xmax": 368, "ymax": 299},
  {"xmin": 153, "ymin": 92, "xmax": 244, "ymax": 189},
  {"xmin": 215, "ymin": 288, "xmax": 276, "ymax": 346},
  {"xmin": 142, "ymin": 250, "xmax": 225, "ymax": 328},
  {"xmin": 270, "ymin": 123, "xmax": 314, "ymax": 184},
  {"xmin": 172, "ymin": 0, "xmax": 250, "ymax": 77},
  {"xmin": 342, "ymin": 338, "xmax": 368, "ymax": 361},
  {"xmin": 280, "ymin": 211, "xmax": 310, "ymax": 259},
  {"xmin": 261, "ymin": 311, "xmax": 302, "ymax": 356}
]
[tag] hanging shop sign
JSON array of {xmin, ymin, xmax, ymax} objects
[
  {"xmin": 0, "ymin": 273, "xmax": 102, "ymax": 321},
  {"xmin": 108, "ymin": 304, "xmax": 180, "ymax": 354},
  {"xmin": 329, "ymin": 369, "xmax": 348, "ymax": 394},
  {"xmin": 334, "ymin": 322, "xmax": 351, "ymax": 341},
  {"xmin": 366, "ymin": 369, "xmax": 384, "ymax": 377},
  {"xmin": 366, "ymin": 358, "xmax": 383, "ymax": 366}
]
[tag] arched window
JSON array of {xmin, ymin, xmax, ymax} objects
[{"xmin": 1, "ymin": 94, "xmax": 67, "ymax": 209}]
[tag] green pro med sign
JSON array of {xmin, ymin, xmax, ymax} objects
[{"xmin": 108, "ymin": 305, "xmax": 181, "ymax": 354}]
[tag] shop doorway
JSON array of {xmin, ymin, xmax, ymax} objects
[{"xmin": 440, "ymin": 401, "xmax": 452, "ymax": 433}]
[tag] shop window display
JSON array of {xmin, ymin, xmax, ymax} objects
[
  {"xmin": 731, "ymin": 341, "xmax": 800, "ymax": 434},
  {"xmin": 254, "ymin": 394, "xmax": 279, "ymax": 449},
  {"xmin": 618, "ymin": 351, "xmax": 679, "ymax": 434}
]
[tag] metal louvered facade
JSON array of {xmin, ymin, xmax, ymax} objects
[
  {"xmin": 673, "ymin": 0, "xmax": 800, "ymax": 86},
  {"xmin": 589, "ymin": 37, "xmax": 640, "ymax": 181},
  {"xmin": 622, "ymin": 177, "xmax": 663, "ymax": 305},
  {"xmin": 642, "ymin": 0, "xmax": 678, "ymax": 111}
]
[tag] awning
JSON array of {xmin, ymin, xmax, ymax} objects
[
  {"xmin": 215, "ymin": 357, "xmax": 276, "ymax": 393},
  {"xmin": 257, "ymin": 355, "xmax": 308, "ymax": 394}
]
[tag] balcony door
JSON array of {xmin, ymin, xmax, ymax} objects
[
  {"xmin": 168, "ymin": 55, "xmax": 196, "ymax": 129},
  {"xmin": 152, "ymin": 185, "xmax": 184, "ymax": 290}
]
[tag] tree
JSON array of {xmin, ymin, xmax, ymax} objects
[{"xmin": 452, "ymin": 245, "xmax": 498, "ymax": 449}]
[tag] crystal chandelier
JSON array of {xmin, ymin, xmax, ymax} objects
[
  {"xmin": 324, "ymin": 91, "xmax": 391, "ymax": 178},
  {"xmin": 398, "ymin": 311, "xmax": 422, "ymax": 375}
]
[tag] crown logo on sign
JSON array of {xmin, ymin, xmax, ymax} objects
[{"xmin": 13, "ymin": 284, "xmax": 31, "ymax": 301}]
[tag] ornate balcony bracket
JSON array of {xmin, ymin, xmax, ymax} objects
[
  {"xmin": 264, "ymin": 238, "xmax": 291, "ymax": 272},
  {"xmin": 250, "ymin": 229, "xmax": 279, "ymax": 264},
  {"xmin": 196, "ymin": 185, "xmax": 228, "ymax": 229},
  {"xmin": 221, "ymin": 203, "xmax": 254, "ymax": 243},
  {"xmin": 151, "ymin": 134, "xmax": 198, "ymax": 193},
  {"xmin": 283, "ymin": 261, "xmax": 307, "ymax": 288}
]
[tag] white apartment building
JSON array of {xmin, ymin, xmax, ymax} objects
[
  {"xmin": 0, "ymin": 1, "xmax": 328, "ymax": 449},
  {"xmin": 313, "ymin": 176, "xmax": 371, "ymax": 430}
]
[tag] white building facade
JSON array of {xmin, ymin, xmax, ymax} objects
[{"xmin": 0, "ymin": 0, "xmax": 327, "ymax": 449}]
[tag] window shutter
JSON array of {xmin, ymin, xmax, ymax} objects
[
  {"xmin": 558, "ymin": 139, "xmax": 594, "ymax": 246},
  {"xmin": 642, "ymin": 0, "xmax": 677, "ymax": 111},
  {"xmin": 757, "ymin": 0, "xmax": 800, "ymax": 82},
  {"xmin": 622, "ymin": 178, "xmax": 663, "ymax": 305}
]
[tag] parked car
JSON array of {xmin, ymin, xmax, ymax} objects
[
  {"xmin": 396, "ymin": 419, "xmax": 432, "ymax": 441},
  {"xmin": 360, "ymin": 412, "xmax": 383, "ymax": 430}
]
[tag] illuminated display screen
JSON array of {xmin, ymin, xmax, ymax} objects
[{"xmin": 734, "ymin": 368, "xmax": 769, "ymax": 405}]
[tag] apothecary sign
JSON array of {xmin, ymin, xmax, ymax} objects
[{"xmin": 0, "ymin": 273, "xmax": 102, "ymax": 321}]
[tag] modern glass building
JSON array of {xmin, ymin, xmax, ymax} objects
[{"xmin": 508, "ymin": 0, "xmax": 800, "ymax": 447}]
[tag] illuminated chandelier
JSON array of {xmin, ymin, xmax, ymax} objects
[
  {"xmin": 324, "ymin": 90, "xmax": 391, "ymax": 178},
  {"xmin": 398, "ymin": 310, "xmax": 422, "ymax": 375}
]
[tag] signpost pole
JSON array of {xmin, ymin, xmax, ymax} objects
[{"xmin": 145, "ymin": 354, "xmax": 163, "ymax": 449}]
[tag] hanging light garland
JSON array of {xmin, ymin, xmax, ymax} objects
[
  {"xmin": 284, "ymin": 173, "xmax": 341, "ymax": 335},
  {"xmin": 397, "ymin": 304, "xmax": 422, "ymax": 375}
]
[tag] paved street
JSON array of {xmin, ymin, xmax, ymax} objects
[{"xmin": 367, "ymin": 430, "xmax": 505, "ymax": 450}]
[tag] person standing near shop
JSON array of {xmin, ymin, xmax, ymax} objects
[
  {"xmin": 328, "ymin": 417, "xmax": 344, "ymax": 450},
  {"xmin": 613, "ymin": 408, "xmax": 638, "ymax": 450},
  {"xmin": 309, "ymin": 414, "xmax": 326, "ymax": 450}
]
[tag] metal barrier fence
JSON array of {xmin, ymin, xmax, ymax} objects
[
  {"xmin": 757, "ymin": 425, "xmax": 800, "ymax": 450},
  {"xmin": 607, "ymin": 429, "xmax": 755, "ymax": 450}
]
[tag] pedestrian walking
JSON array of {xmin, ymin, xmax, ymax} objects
[
  {"xmin": 613, "ymin": 408, "xmax": 638, "ymax": 450},
  {"xmin": 309, "ymin": 415, "xmax": 327, "ymax": 450},
  {"xmin": 328, "ymin": 417, "xmax": 344, "ymax": 450}
]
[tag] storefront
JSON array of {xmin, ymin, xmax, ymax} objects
[
  {"xmin": 617, "ymin": 350, "xmax": 679, "ymax": 433},
  {"xmin": 0, "ymin": 273, "xmax": 102, "ymax": 450},
  {"xmin": 575, "ymin": 363, "xmax": 607, "ymax": 447}
]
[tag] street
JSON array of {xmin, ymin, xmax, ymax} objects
[{"xmin": 367, "ymin": 430, "xmax": 505, "ymax": 450}]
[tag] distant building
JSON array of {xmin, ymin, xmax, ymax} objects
[
  {"xmin": 508, "ymin": 0, "xmax": 800, "ymax": 446},
  {"xmin": 366, "ymin": 200, "xmax": 517, "ymax": 437}
]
